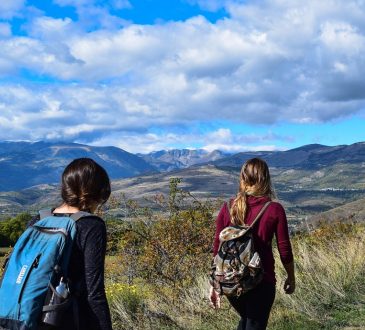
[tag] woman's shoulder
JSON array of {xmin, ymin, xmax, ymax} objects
[
  {"xmin": 267, "ymin": 200, "xmax": 286, "ymax": 217},
  {"xmin": 75, "ymin": 215, "xmax": 107, "ymax": 249},
  {"xmin": 76, "ymin": 215, "xmax": 106, "ymax": 231},
  {"xmin": 224, "ymin": 197, "xmax": 235, "ymax": 209}
]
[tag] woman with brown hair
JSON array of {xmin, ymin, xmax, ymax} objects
[
  {"xmin": 30, "ymin": 158, "xmax": 113, "ymax": 330},
  {"xmin": 209, "ymin": 158, "xmax": 295, "ymax": 330}
]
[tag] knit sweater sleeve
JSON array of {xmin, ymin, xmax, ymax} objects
[
  {"xmin": 274, "ymin": 204, "xmax": 294, "ymax": 265},
  {"xmin": 77, "ymin": 217, "xmax": 112, "ymax": 330},
  {"xmin": 213, "ymin": 202, "xmax": 229, "ymax": 256}
]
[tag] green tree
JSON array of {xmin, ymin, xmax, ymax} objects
[
  {"xmin": 0, "ymin": 213, "xmax": 32, "ymax": 247},
  {"xmin": 113, "ymin": 178, "xmax": 216, "ymax": 291}
]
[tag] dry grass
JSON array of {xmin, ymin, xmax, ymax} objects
[
  {"xmin": 271, "ymin": 223, "xmax": 365, "ymax": 329},
  {"xmin": 108, "ymin": 223, "xmax": 365, "ymax": 330}
]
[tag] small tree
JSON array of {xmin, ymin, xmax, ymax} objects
[
  {"xmin": 0, "ymin": 213, "xmax": 32, "ymax": 247},
  {"xmin": 114, "ymin": 178, "xmax": 216, "ymax": 291}
]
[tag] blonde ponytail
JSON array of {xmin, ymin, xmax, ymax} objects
[{"xmin": 230, "ymin": 158, "xmax": 275, "ymax": 226}]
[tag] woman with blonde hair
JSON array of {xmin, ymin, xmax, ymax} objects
[{"xmin": 209, "ymin": 158, "xmax": 295, "ymax": 330}]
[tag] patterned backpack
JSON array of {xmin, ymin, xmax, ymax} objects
[{"xmin": 210, "ymin": 201, "xmax": 271, "ymax": 297}]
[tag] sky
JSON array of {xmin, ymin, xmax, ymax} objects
[{"xmin": 0, "ymin": 0, "xmax": 364, "ymax": 153}]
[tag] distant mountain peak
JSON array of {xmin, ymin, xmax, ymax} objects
[
  {"xmin": 139, "ymin": 148, "xmax": 227, "ymax": 171},
  {"xmin": 288, "ymin": 144, "xmax": 329, "ymax": 152}
]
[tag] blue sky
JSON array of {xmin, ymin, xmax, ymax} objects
[{"xmin": 0, "ymin": 0, "xmax": 364, "ymax": 153}]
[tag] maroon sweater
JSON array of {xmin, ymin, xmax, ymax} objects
[{"xmin": 213, "ymin": 195, "xmax": 293, "ymax": 284}]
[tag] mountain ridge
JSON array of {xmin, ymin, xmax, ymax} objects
[
  {"xmin": 1, "ymin": 140, "xmax": 365, "ymax": 192},
  {"xmin": 138, "ymin": 148, "xmax": 228, "ymax": 171},
  {"xmin": 212, "ymin": 142, "xmax": 365, "ymax": 169},
  {"xmin": 0, "ymin": 141, "xmax": 156, "ymax": 191}
]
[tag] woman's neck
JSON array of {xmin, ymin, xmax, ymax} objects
[{"xmin": 53, "ymin": 204, "xmax": 80, "ymax": 214}]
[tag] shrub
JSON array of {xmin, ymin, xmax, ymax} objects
[
  {"xmin": 0, "ymin": 213, "xmax": 31, "ymax": 247},
  {"xmin": 111, "ymin": 178, "xmax": 216, "ymax": 291}
]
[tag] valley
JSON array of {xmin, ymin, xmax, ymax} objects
[{"xmin": 1, "ymin": 141, "xmax": 365, "ymax": 229}]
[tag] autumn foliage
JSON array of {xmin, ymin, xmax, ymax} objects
[{"xmin": 107, "ymin": 178, "xmax": 216, "ymax": 291}]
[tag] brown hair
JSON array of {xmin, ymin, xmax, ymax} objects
[
  {"xmin": 230, "ymin": 158, "xmax": 275, "ymax": 225},
  {"xmin": 61, "ymin": 158, "xmax": 111, "ymax": 212}
]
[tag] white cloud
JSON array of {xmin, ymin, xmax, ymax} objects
[
  {"xmin": 186, "ymin": 0, "xmax": 227, "ymax": 12},
  {"xmin": 204, "ymin": 143, "xmax": 281, "ymax": 153},
  {"xmin": 202, "ymin": 128, "xmax": 292, "ymax": 152},
  {"xmin": 0, "ymin": 0, "xmax": 25, "ymax": 19},
  {"xmin": 112, "ymin": 0, "xmax": 132, "ymax": 10},
  {"xmin": 0, "ymin": 23, "xmax": 11, "ymax": 37},
  {"xmin": 87, "ymin": 132, "xmax": 181, "ymax": 154},
  {"xmin": 1, "ymin": 0, "xmax": 365, "ymax": 148},
  {"xmin": 86, "ymin": 128, "xmax": 288, "ymax": 153},
  {"xmin": 28, "ymin": 16, "xmax": 76, "ymax": 38},
  {"xmin": 53, "ymin": 0, "xmax": 128, "ymax": 30}
]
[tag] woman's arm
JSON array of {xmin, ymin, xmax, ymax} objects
[
  {"xmin": 283, "ymin": 261, "xmax": 295, "ymax": 294},
  {"xmin": 275, "ymin": 204, "xmax": 295, "ymax": 294},
  {"xmin": 210, "ymin": 202, "xmax": 230, "ymax": 308},
  {"xmin": 81, "ymin": 218, "xmax": 113, "ymax": 330},
  {"xmin": 213, "ymin": 202, "xmax": 230, "ymax": 256}
]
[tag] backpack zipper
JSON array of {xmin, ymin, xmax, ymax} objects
[
  {"xmin": 17, "ymin": 254, "xmax": 41, "ymax": 303},
  {"xmin": 33, "ymin": 226, "xmax": 68, "ymax": 238}
]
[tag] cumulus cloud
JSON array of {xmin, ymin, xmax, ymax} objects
[
  {"xmin": 1, "ymin": 0, "xmax": 365, "ymax": 150},
  {"xmin": 0, "ymin": 23, "xmax": 11, "ymax": 37},
  {"xmin": 0, "ymin": 0, "xmax": 25, "ymax": 19},
  {"xmin": 185, "ymin": 0, "xmax": 227, "ymax": 12},
  {"xmin": 85, "ymin": 128, "xmax": 288, "ymax": 153},
  {"xmin": 0, "ymin": 82, "xmax": 291, "ymax": 152},
  {"xmin": 202, "ymin": 128, "xmax": 292, "ymax": 152},
  {"xmin": 53, "ymin": 0, "xmax": 129, "ymax": 30}
]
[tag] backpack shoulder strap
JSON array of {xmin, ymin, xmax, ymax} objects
[
  {"xmin": 249, "ymin": 201, "xmax": 272, "ymax": 229},
  {"xmin": 39, "ymin": 209, "xmax": 100, "ymax": 222},
  {"xmin": 39, "ymin": 209, "xmax": 53, "ymax": 220},
  {"xmin": 70, "ymin": 211, "xmax": 101, "ymax": 222}
]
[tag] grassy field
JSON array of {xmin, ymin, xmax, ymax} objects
[
  {"xmin": 1, "ymin": 223, "xmax": 364, "ymax": 329},
  {"xmin": 104, "ymin": 223, "xmax": 365, "ymax": 330}
]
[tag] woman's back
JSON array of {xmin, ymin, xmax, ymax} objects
[{"xmin": 213, "ymin": 195, "xmax": 293, "ymax": 284}]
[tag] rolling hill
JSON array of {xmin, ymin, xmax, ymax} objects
[
  {"xmin": 306, "ymin": 197, "xmax": 365, "ymax": 228},
  {"xmin": 212, "ymin": 142, "xmax": 365, "ymax": 169}
]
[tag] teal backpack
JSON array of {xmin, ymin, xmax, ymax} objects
[{"xmin": 0, "ymin": 210, "xmax": 94, "ymax": 330}]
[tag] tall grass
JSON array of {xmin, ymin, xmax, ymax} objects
[
  {"xmin": 271, "ymin": 223, "xmax": 365, "ymax": 329},
  {"xmin": 108, "ymin": 223, "xmax": 365, "ymax": 330}
]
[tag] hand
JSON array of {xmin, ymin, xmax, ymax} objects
[
  {"xmin": 284, "ymin": 277, "xmax": 295, "ymax": 294},
  {"xmin": 209, "ymin": 286, "xmax": 221, "ymax": 309}
]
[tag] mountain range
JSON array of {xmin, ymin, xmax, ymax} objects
[
  {"xmin": 1, "ymin": 141, "xmax": 365, "ymax": 192},
  {"xmin": 0, "ymin": 141, "xmax": 155, "ymax": 191},
  {"xmin": 212, "ymin": 142, "xmax": 365, "ymax": 169},
  {"xmin": 138, "ymin": 149, "xmax": 227, "ymax": 171}
]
